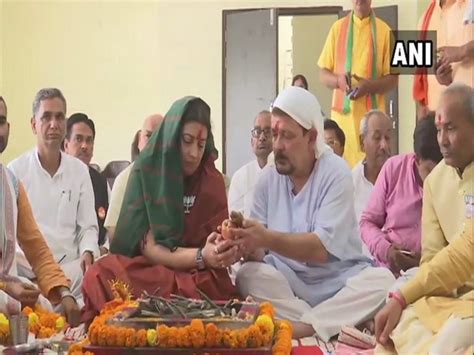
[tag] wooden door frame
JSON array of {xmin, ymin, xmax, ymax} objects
[{"xmin": 222, "ymin": 6, "xmax": 342, "ymax": 174}]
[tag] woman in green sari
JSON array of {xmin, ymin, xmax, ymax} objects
[{"xmin": 82, "ymin": 97, "xmax": 240, "ymax": 323}]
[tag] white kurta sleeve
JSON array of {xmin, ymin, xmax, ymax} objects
[{"xmin": 76, "ymin": 167, "xmax": 100, "ymax": 259}]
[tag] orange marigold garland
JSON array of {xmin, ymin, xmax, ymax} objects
[
  {"xmin": 157, "ymin": 324, "xmax": 169, "ymax": 348},
  {"xmin": 21, "ymin": 306, "xmax": 67, "ymax": 339},
  {"xmin": 76, "ymin": 283, "xmax": 295, "ymax": 353},
  {"xmin": 116, "ymin": 327, "xmax": 127, "ymax": 347},
  {"xmin": 205, "ymin": 323, "xmax": 220, "ymax": 348},
  {"xmin": 260, "ymin": 301, "xmax": 276, "ymax": 319},
  {"xmin": 136, "ymin": 328, "xmax": 147, "ymax": 347},
  {"xmin": 272, "ymin": 320, "xmax": 293, "ymax": 355},
  {"xmin": 189, "ymin": 319, "xmax": 205, "ymax": 348}
]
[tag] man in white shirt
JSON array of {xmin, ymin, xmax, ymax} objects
[
  {"xmin": 352, "ymin": 110, "xmax": 392, "ymax": 223},
  {"xmin": 465, "ymin": 0, "xmax": 474, "ymax": 24},
  {"xmin": 8, "ymin": 88, "xmax": 99, "ymax": 307},
  {"xmin": 104, "ymin": 113, "xmax": 163, "ymax": 241},
  {"xmin": 228, "ymin": 110, "xmax": 273, "ymax": 217}
]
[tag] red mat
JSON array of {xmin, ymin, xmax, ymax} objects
[{"xmin": 291, "ymin": 345, "xmax": 324, "ymax": 355}]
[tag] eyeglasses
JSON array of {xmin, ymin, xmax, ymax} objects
[
  {"xmin": 326, "ymin": 139, "xmax": 341, "ymax": 147},
  {"xmin": 251, "ymin": 128, "xmax": 271, "ymax": 138}
]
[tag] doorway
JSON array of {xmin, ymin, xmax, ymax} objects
[{"xmin": 223, "ymin": 6, "xmax": 399, "ymax": 176}]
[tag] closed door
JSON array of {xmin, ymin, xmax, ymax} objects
[{"xmin": 223, "ymin": 9, "xmax": 277, "ymax": 176}]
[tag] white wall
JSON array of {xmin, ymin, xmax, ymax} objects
[
  {"xmin": 291, "ymin": 14, "xmax": 338, "ymax": 116},
  {"xmin": 278, "ymin": 16, "xmax": 293, "ymax": 92},
  {"xmin": 1, "ymin": 0, "xmax": 425, "ymax": 170}
]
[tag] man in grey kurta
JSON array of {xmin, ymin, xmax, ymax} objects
[{"xmin": 234, "ymin": 87, "xmax": 395, "ymax": 341}]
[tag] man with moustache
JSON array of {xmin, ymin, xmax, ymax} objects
[
  {"xmin": 374, "ymin": 83, "xmax": 474, "ymax": 354},
  {"xmin": 234, "ymin": 87, "xmax": 394, "ymax": 341},
  {"xmin": 352, "ymin": 110, "xmax": 392, "ymax": 224},
  {"xmin": 228, "ymin": 110, "xmax": 273, "ymax": 217},
  {"xmin": 8, "ymin": 88, "xmax": 99, "ymax": 307},
  {"xmin": 0, "ymin": 96, "xmax": 80, "ymax": 325},
  {"xmin": 419, "ymin": 83, "xmax": 474, "ymax": 268},
  {"xmin": 64, "ymin": 113, "xmax": 109, "ymax": 253}
]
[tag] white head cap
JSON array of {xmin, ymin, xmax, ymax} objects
[{"xmin": 272, "ymin": 86, "xmax": 330, "ymax": 158}]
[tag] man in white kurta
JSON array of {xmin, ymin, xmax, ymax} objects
[
  {"xmin": 228, "ymin": 110, "xmax": 273, "ymax": 217},
  {"xmin": 1, "ymin": 96, "xmax": 80, "ymax": 324},
  {"xmin": 8, "ymin": 88, "xmax": 99, "ymax": 307},
  {"xmin": 352, "ymin": 110, "xmax": 392, "ymax": 223},
  {"xmin": 234, "ymin": 87, "xmax": 394, "ymax": 341}
]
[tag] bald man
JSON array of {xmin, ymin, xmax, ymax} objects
[
  {"xmin": 228, "ymin": 110, "xmax": 273, "ymax": 218},
  {"xmin": 104, "ymin": 114, "xmax": 163, "ymax": 240}
]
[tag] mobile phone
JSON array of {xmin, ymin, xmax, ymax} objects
[{"xmin": 347, "ymin": 87, "xmax": 359, "ymax": 99}]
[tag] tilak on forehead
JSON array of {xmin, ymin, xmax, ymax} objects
[
  {"xmin": 435, "ymin": 111, "xmax": 447, "ymax": 125},
  {"xmin": 197, "ymin": 127, "xmax": 206, "ymax": 141},
  {"xmin": 272, "ymin": 119, "xmax": 282, "ymax": 133}
]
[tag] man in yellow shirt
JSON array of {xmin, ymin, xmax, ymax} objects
[
  {"xmin": 375, "ymin": 217, "xmax": 473, "ymax": 354},
  {"xmin": 373, "ymin": 83, "xmax": 473, "ymax": 354},
  {"xmin": 421, "ymin": 83, "xmax": 474, "ymax": 265},
  {"xmin": 318, "ymin": 0, "xmax": 398, "ymax": 166},
  {"xmin": 415, "ymin": 0, "xmax": 474, "ymax": 116}
]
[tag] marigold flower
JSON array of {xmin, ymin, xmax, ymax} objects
[
  {"xmin": 146, "ymin": 328, "xmax": 157, "ymax": 346},
  {"xmin": 136, "ymin": 329, "xmax": 147, "ymax": 347},
  {"xmin": 272, "ymin": 320, "xmax": 293, "ymax": 355},
  {"xmin": 247, "ymin": 324, "xmax": 262, "ymax": 348},
  {"xmin": 237, "ymin": 328, "xmax": 249, "ymax": 348},
  {"xmin": 177, "ymin": 326, "xmax": 192, "ymax": 348},
  {"xmin": 0, "ymin": 324, "xmax": 10, "ymax": 345},
  {"xmin": 105, "ymin": 326, "xmax": 117, "ymax": 347},
  {"xmin": 125, "ymin": 327, "xmax": 137, "ymax": 348},
  {"xmin": 255, "ymin": 314, "xmax": 275, "ymax": 336},
  {"xmin": 259, "ymin": 302, "xmax": 276, "ymax": 319},
  {"xmin": 205, "ymin": 323, "xmax": 218, "ymax": 348},
  {"xmin": 0, "ymin": 314, "xmax": 8, "ymax": 327},
  {"xmin": 157, "ymin": 324, "xmax": 169, "ymax": 348},
  {"xmin": 98, "ymin": 325, "xmax": 108, "ymax": 346},
  {"xmin": 22, "ymin": 307, "xmax": 33, "ymax": 316},
  {"xmin": 37, "ymin": 326, "xmax": 55, "ymax": 339},
  {"xmin": 189, "ymin": 319, "xmax": 205, "ymax": 348},
  {"xmin": 116, "ymin": 327, "xmax": 127, "ymax": 347},
  {"xmin": 166, "ymin": 326, "xmax": 179, "ymax": 348},
  {"xmin": 56, "ymin": 316, "xmax": 66, "ymax": 332}
]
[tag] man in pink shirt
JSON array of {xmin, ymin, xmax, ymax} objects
[{"xmin": 360, "ymin": 114, "xmax": 442, "ymax": 275}]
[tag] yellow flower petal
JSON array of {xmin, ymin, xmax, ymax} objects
[{"xmin": 146, "ymin": 328, "xmax": 158, "ymax": 346}]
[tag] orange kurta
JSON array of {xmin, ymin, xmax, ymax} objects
[
  {"xmin": 418, "ymin": 0, "xmax": 474, "ymax": 111},
  {"xmin": 17, "ymin": 183, "xmax": 69, "ymax": 304}
]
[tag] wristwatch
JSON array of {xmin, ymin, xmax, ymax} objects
[
  {"xmin": 195, "ymin": 248, "xmax": 206, "ymax": 271},
  {"xmin": 59, "ymin": 288, "xmax": 77, "ymax": 303}
]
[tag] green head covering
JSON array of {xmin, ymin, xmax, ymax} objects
[{"xmin": 110, "ymin": 96, "xmax": 217, "ymax": 256}]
